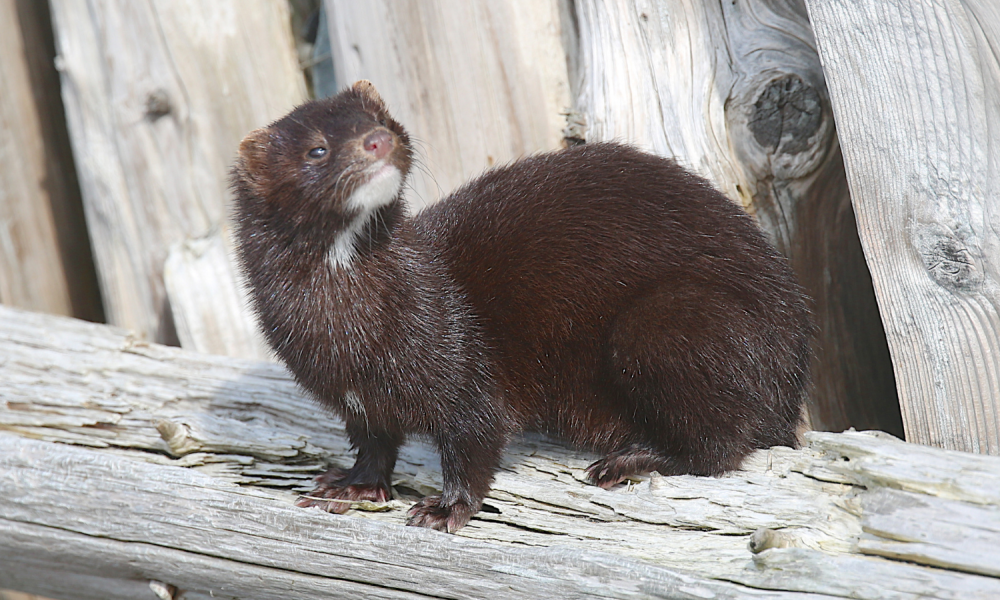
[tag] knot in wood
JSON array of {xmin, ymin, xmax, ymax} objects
[
  {"xmin": 145, "ymin": 89, "xmax": 173, "ymax": 122},
  {"xmin": 562, "ymin": 110, "xmax": 587, "ymax": 147},
  {"xmin": 749, "ymin": 74, "xmax": 822, "ymax": 156},
  {"xmin": 914, "ymin": 225, "xmax": 982, "ymax": 292},
  {"xmin": 748, "ymin": 527, "xmax": 799, "ymax": 553}
]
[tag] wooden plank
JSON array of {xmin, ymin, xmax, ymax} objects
[
  {"xmin": 13, "ymin": 0, "xmax": 105, "ymax": 324},
  {"xmin": 163, "ymin": 229, "xmax": 271, "ymax": 361},
  {"xmin": 804, "ymin": 0, "xmax": 1000, "ymax": 453},
  {"xmin": 49, "ymin": 0, "xmax": 306, "ymax": 343},
  {"xmin": 324, "ymin": 0, "xmax": 572, "ymax": 210},
  {"xmin": 571, "ymin": 0, "xmax": 900, "ymax": 435},
  {"xmin": 0, "ymin": 0, "xmax": 77, "ymax": 317},
  {"xmin": 2, "ymin": 305, "xmax": 1000, "ymax": 598}
]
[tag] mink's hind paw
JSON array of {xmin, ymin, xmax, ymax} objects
[
  {"xmin": 587, "ymin": 445, "xmax": 685, "ymax": 489},
  {"xmin": 406, "ymin": 496, "xmax": 478, "ymax": 533},
  {"xmin": 295, "ymin": 467, "xmax": 392, "ymax": 514}
]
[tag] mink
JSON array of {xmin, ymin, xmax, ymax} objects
[{"xmin": 230, "ymin": 80, "xmax": 813, "ymax": 533}]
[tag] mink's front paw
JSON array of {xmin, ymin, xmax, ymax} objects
[
  {"xmin": 295, "ymin": 467, "xmax": 391, "ymax": 514},
  {"xmin": 406, "ymin": 496, "xmax": 478, "ymax": 533}
]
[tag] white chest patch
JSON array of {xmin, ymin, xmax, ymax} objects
[
  {"xmin": 327, "ymin": 164, "xmax": 402, "ymax": 271},
  {"xmin": 327, "ymin": 212, "xmax": 373, "ymax": 271}
]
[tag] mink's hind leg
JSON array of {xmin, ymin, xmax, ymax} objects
[
  {"xmin": 297, "ymin": 420, "xmax": 402, "ymax": 514},
  {"xmin": 586, "ymin": 444, "xmax": 688, "ymax": 489},
  {"xmin": 601, "ymin": 278, "xmax": 802, "ymax": 478}
]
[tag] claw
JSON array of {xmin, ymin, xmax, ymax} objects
[{"xmin": 295, "ymin": 466, "xmax": 391, "ymax": 514}]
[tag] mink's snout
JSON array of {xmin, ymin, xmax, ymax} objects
[{"xmin": 363, "ymin": 130, "xmax": 394, "ymax": 160}]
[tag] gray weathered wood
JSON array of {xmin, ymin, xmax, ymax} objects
[
  {"xmin": 1, "ymin": 305, "xmax": 999, "ymax": 599},
  {"xmin": 859, "ymin": 488, "xmax": 1000, "ymax": 577},
  {"xmin": 49, "ymin": 0, "xmax": 307, "ymax": 343},
  {"xmin": 804, "ymin": 0, "xmax": 1000, "ymax": 453},
  {"xmin": 2, "ymin": 433, "xmax": 825, "ymax": 600},
  {"xmin": 324, "ymin": 0, "xmax": 572, "ymax": 210},
  {"xmin": 571, "ymin": 0, "xmax": 900, "ymax": 435}
]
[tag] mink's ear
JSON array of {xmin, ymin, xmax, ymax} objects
[
  {"xmin": 235, "ymin": 126, "xmax": 273, "ymax": 197},
  {"xmin": 352, "ymin": 79, "xmax": 386, "ymax": 108}
]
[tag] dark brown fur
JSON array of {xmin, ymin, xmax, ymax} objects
[{"xmin": 231, "ymin": 81, "xmax": 813, "ymax": 532}]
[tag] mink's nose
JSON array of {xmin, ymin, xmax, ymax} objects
[{"xmin": 363, "ymin": 130, "xmax": 394, "ymax": 160}]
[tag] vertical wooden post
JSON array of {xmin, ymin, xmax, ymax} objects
[
  {"xmin": 806, "ymin": 0, "xmax": 1000, "ymax": 452},
  {"xmin": 50, "ymin": 0, "xmax": 306, "ymax": 343},
  {"xmin": 0, "ymin": 0, "xmax": 102, "ymax": 321}
]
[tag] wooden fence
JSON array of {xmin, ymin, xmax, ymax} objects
[{"xmin": 1, "ymin": 0, "xmax": 999, "ymax": 598}]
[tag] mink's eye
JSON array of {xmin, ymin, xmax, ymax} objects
[
  {"xmin": 308, "ymin": 147, "xmax": 327, "ymax": 159},
  {"xmin": 378, "ymin": 117, "xmax": 387, "ymax": 127}
]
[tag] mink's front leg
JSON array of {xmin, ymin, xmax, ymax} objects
[
  {"xmin": 406, "ymin": 420, "xmax": 509, "ymax": 533},
  {"xmin": 297, "ymin": 420, "xmax": 402, "ymax": 514}
]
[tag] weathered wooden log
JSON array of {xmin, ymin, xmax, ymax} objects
[
  {"xmin": 324, "ymin": 0, "xmax": 573, "ymax": 210},
  {"xmin": 805, "ymin": 0, "xmax": 1000, "ymax": 453},
  {"xmin": 1, "ymin": 305, "xmax": 999, "ymax": 599},
  {"xmin": 571, "ymin": 0, "xmax": 900, "ymax": 435},
  {"xmin": 0, "ymin": 0, "xmax": 101, "ymax": 321},
  {"xmin": 49, "ymin": 0, "xmax": 307, "ymax": 344}
]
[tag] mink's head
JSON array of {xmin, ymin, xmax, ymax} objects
[{"xmin": 232, "ymin": 80, "xmax": 412, "ymax": 231}]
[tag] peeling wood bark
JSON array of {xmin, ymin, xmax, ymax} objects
[{"xmin": 1, "ymin": 306, "xmax": 999, "ymax": 599}]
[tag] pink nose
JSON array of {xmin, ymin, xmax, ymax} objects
[{"xmin": 363, "ymin": 130, "xmax": 394, "ymax": 160}]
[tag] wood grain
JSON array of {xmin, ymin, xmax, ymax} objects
[
  {"xmin": 806, "ymin": 0, "xmax": 1000, "ymax": 453},
  {"xmin": 1, "ymin": 305, "xmax": 999, "ymax": 599},
  {"xmin": 324, "ymin": 0, "xmax": 572, "ymax": 210},
  {"xmin": 571, "ymin": 0, "xmax": 901, "ymax": 434},
  {"xmin": 1, "ymin": 437, "xmax": 817, "ymax": 600},
  {"xmin": 49, "ymin": 0, "xmax": 307, "ymax": 343}
]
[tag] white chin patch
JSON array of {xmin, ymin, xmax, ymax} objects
[
  {"xmin": 328, "ymin": 165, "xmax": 402, "ymax": 271},
  {"xmin": 344, "ymin": 164, "xmax": 403, "ymax": 213}
]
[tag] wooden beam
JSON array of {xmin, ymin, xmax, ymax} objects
[
  {"xmin": 164, "ymin": 228, "xmax": 271, "ymax": 361},
  {"xmin": 806, "ymin": 0, "xmax": 1000, "ymax": 453}
]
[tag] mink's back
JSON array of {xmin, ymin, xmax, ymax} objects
[{"xmin": 415, "ymin": 142, "xmax": 811, "ymax": 453}]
